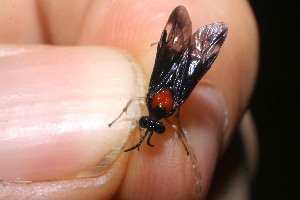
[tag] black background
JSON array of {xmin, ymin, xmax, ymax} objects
[{"xmin": 250, "ymin": 0, "xmax": 299, "ymax": 199}]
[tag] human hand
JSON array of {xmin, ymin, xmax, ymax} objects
[{"xmin": 0, "ymin": 1, "xmax": 258, "ymax": 199}]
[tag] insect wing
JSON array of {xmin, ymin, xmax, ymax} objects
[
  {"xmin": 163, "ymin": 6, "xmax": 192, "ymax": 53},
  {"xmin": 172, "ymin": 22, "xmax": 228, "ymax": 105},
  {"xmin": 149, "ymin": 6, "xmax": 192, "ymax": 94}
]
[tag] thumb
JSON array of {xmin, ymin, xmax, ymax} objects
[{"xmin": 0, "ymin": 45, "xmax": 145, "ymax": 199}]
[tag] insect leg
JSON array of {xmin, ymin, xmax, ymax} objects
[
  {"xmin": 150, "ymin": 42, "xmax": 158, "ymax": 46},
  {"xmin": 124, "ymin": 130, "xmax": 149, "ymax": 152},
  {"xmin": 146, "ymin": 131, "xmax": 154, "ymax": 147},
  {"xmin": 164, "ymin": 113, "xmax": 189, "ymax": 154},
  {"xmin": 170, "ymin": 109, "xmax": 201, "ymax": 200},
  {"xmin": 108, "ymin": 97, "xmax": 145, "ymax": 127},
  {"xmin": 172, "ymin": 111, "xmax": 194, "ymax": 153}
]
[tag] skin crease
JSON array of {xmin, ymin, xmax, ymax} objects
[{"xmin": 0, "ymin": 0, "xmax": 258, "ymax": 200}]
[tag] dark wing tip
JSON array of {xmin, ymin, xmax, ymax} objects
[
  {"xmin": 163, "ymin": 5, "xmax": 192, "ymax": 52},
  {"xmin": 171, "ymin": 5, "xmax": 188, "ymax": 16}
]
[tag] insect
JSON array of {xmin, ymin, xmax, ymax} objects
[{"xmin": 108, "ymin": 5, "xmax": 228, "ymax": 152}]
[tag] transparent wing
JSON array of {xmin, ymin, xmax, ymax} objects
[
  {"xmin": 172, "ymin": 22, "xmax": 228, "ymax": 105},
  {"xmin": 148, "ymin": 5, "xmax": 192, "ymax": 94}
]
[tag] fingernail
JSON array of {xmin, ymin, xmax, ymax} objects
[
  {"xmin": 0, "ymin": 45, "xmax": 145, "ymax": 182},
  {"xmin": 181, "ymin": 85, "xmax": 228, "ymax": 189}
]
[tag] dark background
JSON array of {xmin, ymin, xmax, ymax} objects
[{"xmin": 250, "ymin": 0, "xmax": 299, "ymax": 199}]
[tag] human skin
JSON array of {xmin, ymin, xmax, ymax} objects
[{"xmin": 0, "ymin": 0, "xmax": 258, "ymax": 200}]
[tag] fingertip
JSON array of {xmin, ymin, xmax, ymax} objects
[{"xmin": 0, "ymin": 45, "xmax": 145, "ymax": 198}]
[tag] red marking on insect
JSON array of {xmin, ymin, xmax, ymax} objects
[{"xmin": 151, "ymin": 88, "xmax": 174, "ymax": 115}]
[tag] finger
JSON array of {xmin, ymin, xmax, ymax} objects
[
  {"xmin": 74, "ymin": 1, "xmax": 258, "ymax": 199},
  {"xmin": 0, "ymin": 1, "xmax": 91, "ymax": 44},
  {"xmin": 0, "ymin": 2, "xmax": 44, "ymax": 43},
  {"xmin": 0, "ymin": 45, "xmax": 145, "ymax": 199},
  {"xmin": 23, "ymin": 0, "xmax": 258, "ymax": 199}
]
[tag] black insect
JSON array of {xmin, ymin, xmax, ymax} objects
[{"xmin": 109, "ymin": 5, "xmax": 228, "ymax": 152}]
